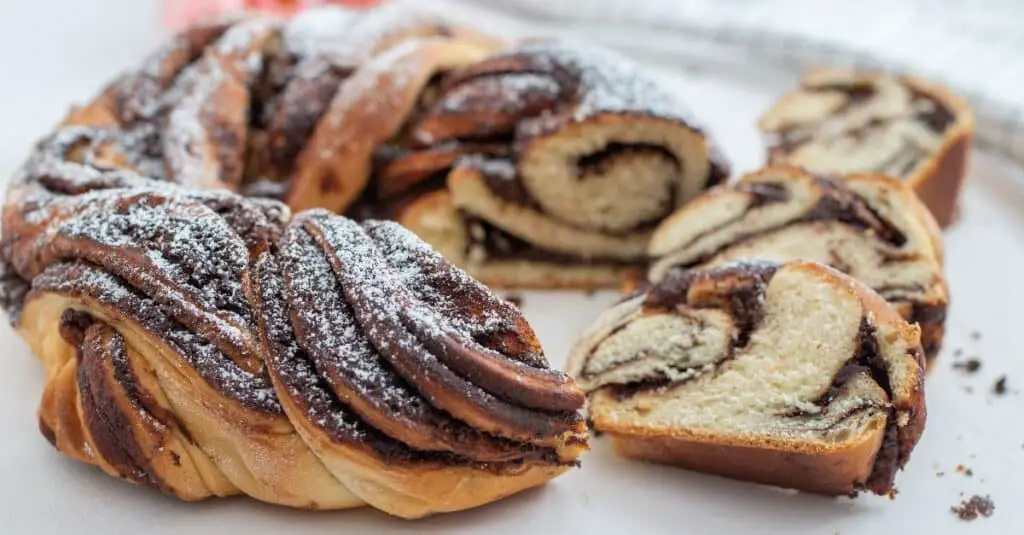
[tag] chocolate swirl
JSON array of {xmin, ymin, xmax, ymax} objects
[
  {"xmin": 759, "ymin": 68, "xmax": 973, "ymax": 227},
  {"xmin": 566, "ymin": 260, "xmax": 926, "ymax": 496},
  {"xmin": 0, "ymin": 16, "xmax": 587, "ymax": 514},
  {"xmin": 647, "ymin": 166, "xmax": 948, "ymax": 361},
  {"xmin": 36, "ymin": 5, "xmax": 497, "ymax": 207},
  {"xmin": 395, "ymin": 42, "xmax": 729, "ymax": 289}
]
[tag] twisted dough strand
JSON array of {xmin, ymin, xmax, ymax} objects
[{"xmin": 1, "ymin": 10, "xmax": 586, "ymax": 518}]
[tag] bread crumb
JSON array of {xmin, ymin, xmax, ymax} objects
[
  {"xmin": 993, "ymin": 375, "xmax": 1008, "ymax": 395},
  {"xmin": 950, "ymin": 495, "xmax": 994, "ymax": 521},
  {"xmin": 953, "ymin": 358, "xmax": 982, "ymax": 373}
]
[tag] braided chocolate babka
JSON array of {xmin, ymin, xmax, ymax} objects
[
  {"xmin": 395, "ymin": 42, "xmax": 730, "ymax": 289},
  {"xmin": 566, "ymin": 260, "xmax": 926, "ymax": 496},
  {"xmin": 648, "ymin": 166, "xmax": 948, "ymax": 362},
  {"xmin": 759, "ymin": 68, "xmax": 974, "ymax": 227},
  {"xmin": 0, "ymin": 7, "xmax": 592, "ymax": 518}
]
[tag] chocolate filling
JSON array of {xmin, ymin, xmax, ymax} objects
[
  {"xmin": 769, "ymin": 81, "xmax": 956, "ymax": 158},
  {"xmin": 815, "ymin": 83, "xmax": 876, "ymax": 114},
  {"xmin": 472, "ymin": 157, "xmax": 536, "ymax": 208},
  {"xmin": 806, "ymin": 177, "xmax": 907, "ymax": 247},
  {"xmin": 910, "ymin": 302, "xmax": 946, "ymax": 360},
  {"xmin": 809, "ymin": 317, "xmax": 891, "ymax": 409},
  {"xmin": 578, "ymin": 307, "xmax": 709, "ymax": 381},
  {"xmin": 77, "ymin": 324, "xmax": 165, "ymax": 491},
  {"xmin": 649, "ymin": 261, "xmax": 777, "ymax": 348},
  {"xmin": 601, "ymin": 262, "xmax": 779, "ymax": 398},
  {"xmin": 59, "ymin": 308, "xmax": 95, "ymax": 349},
  {"xmin": 574, "ymin": 142, "xmax": 680, "ymax": 178},
  {"xmin": 283, "ymin": 223, "xmax": 552, "ymax": 462},
  {"xmin": 462, "ymin": 214, "xmax": 640, "ymax": 266},
  {"xmin": 706, "ymin": 147, "xmax": 731, "ymax": 188},
  {"xmin": 666, "ymin": 176, "xmax": 907, "ymax": 272},
  {"xmin": 33, "ymin": 261, "xmax": 283, "ymax": 414},
  {"xmin": 910, "ymin": 89, "xmax": 956, "ymax": 134},
  {"xmin": 801, "ymin": 316, "xmax": 908, "ymax": 493},
  {"xmin": 309, "ymin": 218, "xmax": 582, "ymax": 442},
  {"xmin": 734, "ymin": 181, "xmax": 791, "ymax": 207},
  {"xmin": 252, "ymin": 249, "xmax": 568, "ymax": 471},
  {"xmin": 769, "ymin": 83, "xmax": 875, "ymax": 153}
]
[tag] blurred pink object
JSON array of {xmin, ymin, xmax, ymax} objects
[{"xmin": 162, "ymin": 0, "xmax": 381, "ymax": 28}]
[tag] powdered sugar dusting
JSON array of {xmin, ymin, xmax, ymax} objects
[
  {"xmin": 283, "ymin": 6, "xmax": 360, "ymax": 58},
  {"xmin": 363, "ymin": 220, "xmax": 549, "ymax": 368},
  {"xmin": 309, "ymin": 216, "xmax": 512, "ymax": 412},
  {"xmin": 17, "ymin": 183, "xmax": 288, "ymax": 395},
  {"xmin": 512, "ymin": 41, "xmax": 698, "ymax": 124},
  {"xmin": 283, "ymin": 223, "xmax": 414, "ymax": 410},
  {"xmin": 2, "ymin": 6, "xmax": 604, "ymax": 467},
  {"xmin": 441, "ymin": 73, "xmax": 560, "ymax": 112},
  {"xmin": 457, "ymin": 154, "xmax": 516, "ymax": 182},
  {"xmin": 252, "ymin": 251, "xmax": 368, "ymax": 438},
  {"xmin": 33, "ymin": 261, "xmax": 280, "ymax": 413},
  {"xmin": 119, "ymin": 23, "xmax": 231, "ymax": 124},
  {"xmin": 215, "ymin": 18, "xmax": 278, "ymax": 77},
  {"xmin": 325, "ymin": 38, "xmax": 426, "ymax": 124},
  {"xmin": 163, "ymin": 62, "xmax": 221, "ymax": 186},
  {"xmin": 325, "ymin": 2, "xmax": 432, "ymax": 64}
]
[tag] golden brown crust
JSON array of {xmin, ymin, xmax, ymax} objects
[
  {"xmin": 5, "ymin": 174, "xmax": 586, "ymax": 515},
  {"xmin": 896, "ymin": 72, "xmax": 974, "ymax": 229},
  {"xmin": 287, "ymin": 37, "xmax": 499, "ymax": 213},
  {"xmin": 608, "ymin": 424, "xmax": 885, "ymax": 496}
]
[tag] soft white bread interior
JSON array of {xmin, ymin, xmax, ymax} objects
[
  {"xmin": 648, "ymin": 166, "xmax": 947, "ymax": 361},
  {"xmin": 398, "ymin": 188, "xmax": 641, "ymax": 290},
  {"xmin": 567, "ymin": 260, "xmax": 926, "ymax": 496},
  {"xmin": 394, "ymin": 41, "xmax": 731, "ymax": 290},
  {"xmin": 758, "ymin": 67, "xmax": 974, "ymax": 227}
]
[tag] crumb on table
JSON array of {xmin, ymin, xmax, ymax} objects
[
  {"xmin": 953, "ymin": 358, "xmax": 982, "ymax": 373},
  {"xmin": 993, "ymin": 375, "xmax": 1008, "ymax": 395},
  {"xmin": 951, "ymin": 495, "xmax": 994, "ymax": 521}
]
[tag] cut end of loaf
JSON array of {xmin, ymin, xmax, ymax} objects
[
  {"xmin": 647, "ymin": 165, "xmax": 948, "ymax": 362},
  {"xmin": 758, "ymin": 68, "xmax": 974, "ymax": 228},
  {"xmin": 569, "ymin": 260, "xmax": 926, "ymax": 496}
]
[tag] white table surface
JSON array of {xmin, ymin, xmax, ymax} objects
[{"xmin": 1, "ymin": 2, "xmax": 1022, "ymax": 533}]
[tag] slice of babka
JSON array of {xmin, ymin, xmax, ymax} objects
[
  {"xmin": 759, "ymin": 68, "xmax": 974, "ymax": 227},
  {"xmin": 567, "ymin": 260, "xmax": 926, "ymax": 496},
  {"xmin": 648, "ymin": 166, "xmax": 947, "ymax": 362}
]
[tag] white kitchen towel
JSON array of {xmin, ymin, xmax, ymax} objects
[{"xmin": 457, "ymin": 0, "xmax": 1024, "ymax": 165}]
